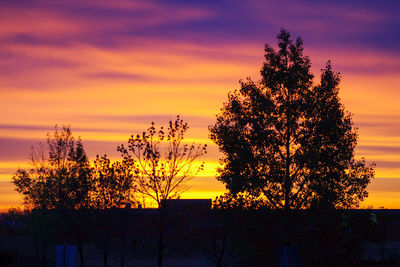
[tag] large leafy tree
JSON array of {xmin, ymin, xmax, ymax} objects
[{"xmin": 209, "ymin": 29, "xmax": 374, "ymax": 210}]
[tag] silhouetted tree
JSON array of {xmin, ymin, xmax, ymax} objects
[
  {"xmin": 12, "ymin": 125, "xmax": 92, "ymax": 266},
  {"xmin": 12, "ymin": 125, "xmax": 92, "ymax": 210},
  {"xmin": 209, "ymin": 29, "xmax": 374, "ymax": 210},
  {"xmin": 118, "ymin": 115, "xmax": 207, "ymax": 267},
  {"xmin": 91, "ymin": 155, "xmax": 137, "ymax": 267},
  {"xmin": 303, "ymin": 62, "xmax": 375, "ymax": 209},
  {"xmin": 213, "ymin": 192, "xmax": 267, "ymax": 210},
  {"xmin": 92, "ymin": 155, "xmax": 136, "ymax": 208}
]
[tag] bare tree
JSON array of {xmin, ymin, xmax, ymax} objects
[{"xmin": 118, "ymin": 115, "xmax": 207, "ymax": 267}]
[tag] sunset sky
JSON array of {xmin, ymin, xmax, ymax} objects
[{"xmin": 1, "ymin": 0, "xmax": 400, "ymax": 211}]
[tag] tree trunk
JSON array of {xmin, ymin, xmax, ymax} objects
[
  {"xmin": 157, "ymin": 230, "xmax": 164, "ymax": 267},
  {"xmin": 35, "ymin": 238, "xmax": 39, "ymax": 267},
  {"xmin": 42, "ymin": 241, "xmax": 47, "ymax": 267},
  {"xmin": 120, "ymin": 247, "xmax": 124, "ymax": 267},
  {"xmin": 157, "ymin": 206, "xmax": 167, "ymax": 267},
  {"xmin": 103, "ymin": 250, "xmax": 108, "ymax": 267},
  {"xmin": 284, "ymin": 117, "xmax": 291, "ymax": 211},
  {"xmin": 78, "ymin": 242, "xmax": 85, "ymax": 267}
]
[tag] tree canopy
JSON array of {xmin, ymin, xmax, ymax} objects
[
  {"xmin": 209, "ymin": 29, "xmax": 374, "ymax": 210},
  {"xmin": 118, "ymin": 116, "xmax": 207, "ymax": 207},
  {"xmin": 12, "ymin": 125, "xmax": 92, "ymax": 210},
  {"xmin": 92, "ymin": 155, "xmax": 136, "ymax": 209}
]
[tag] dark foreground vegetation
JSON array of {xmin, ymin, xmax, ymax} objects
[{"xmin": 1, "ymin": 204, "xmax": 400, "ymax": 267}]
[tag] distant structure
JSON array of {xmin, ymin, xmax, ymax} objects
[{"xmin": 162, "ymin": 199, "xmax": 212, "ymax": 226}]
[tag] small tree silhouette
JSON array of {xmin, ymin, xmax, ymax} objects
[
  {"xmin": 12, "ymin": 125, "xmax": 92, "ymax": 266},
  {"xmin": 91, "ymin": 155, "xmax": 137, "ymax": 267},
  {"xmin": 118, "ymin": 115, "xmax": 207, "ymax": 267}
]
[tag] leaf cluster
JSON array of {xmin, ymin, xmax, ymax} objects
[{"xmin": 12, "ymin": 125, "xmax": 92, "ymax": 210}]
